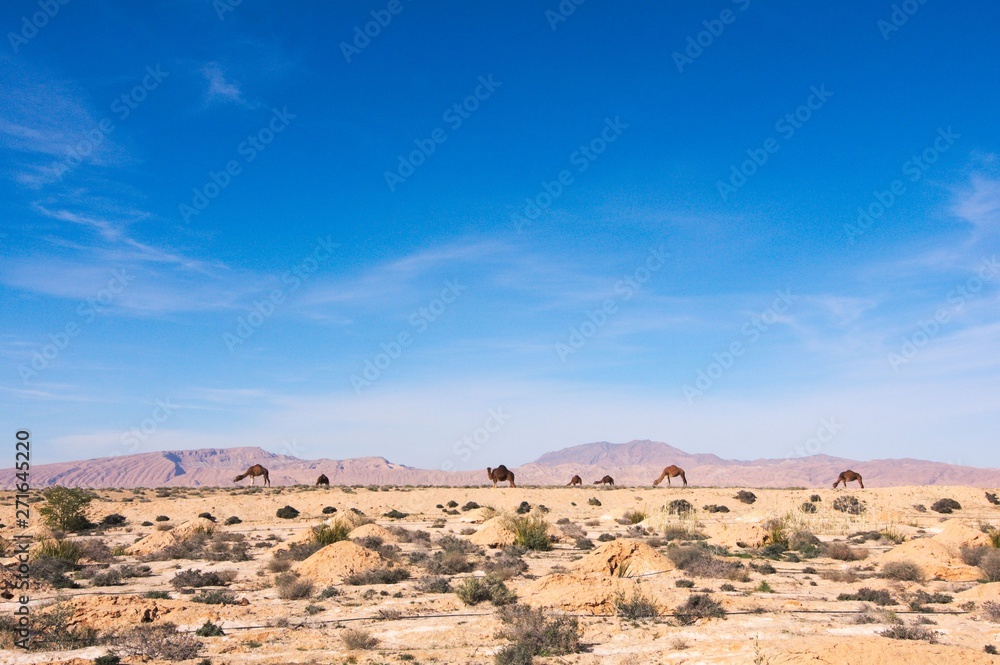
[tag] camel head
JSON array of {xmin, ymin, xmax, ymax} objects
[{"xmin": 486, "ymin": 467, "xmax": 493, "ymax": 479}]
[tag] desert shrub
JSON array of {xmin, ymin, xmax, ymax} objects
[
  {"xmin": 880, "ymin": 624, "xmax": 937, "ymax": 642},
  {"xmin": 197, "ymin": 512, "xmax": 215, "ymax": 522},
  {"xmin": 462, "ymin": 501, "xmax": 481, "ymax": 511},
  {"xmin": 788, "ymin": 531, "xmax": 821, "ymax": 557},
  {"xmin": 981, "ymin": 601, "xmax": 1000, "ymax": 623},
  {"xmin": 144, "ymin": 590, "xmax": 170, "ymax": 599},
  {"xmin": 91, "ymin": 569, "xmax": 123, "ymax": 586},
  {"xmin": 979, "ymin": 550, "xmax": 1000, "ymax": 582},
  {"xmin": 341, "ymin": 628, "xmax": 379, "ymax": 650},
  {"xmin": 113, "ymin": 622, "xmax": 201, "ymax": 660},
  {"xmin": 824, "ymin": 542, "xmax": 868, "ymax": 562},
  {"xmin": 417, "ymin": 576, "xmax": 452, "ymax": 593},
  {"xmin": 930, "ymin": 498, "xmax": 961, "ymax": 514},
  {"xmin": 203, "ymin": 532, "xmax": 250, "ymax": 562},
  {"xmin": 426, "ymin": 550, "xmax": 473, "ymax": 575},
  {"xmin": 810, "ymin": 494, "xmax": 821, "ymax": 502},
  {"xmin": 702, "ymin": 504, "xmax": 729, "ymax": 513},
  {"xmin": 719, "ymin": 583, "xmax": 736, "ymax": 592},
  {"xmin": 821, "ymin": 569, "xmax": 859, "ymax": 583},
  {"xmin": 987, "ymin": 492, "xmax": 1000, "ymax": 506},
  {"xmin": 675, "ymin": 578, "xmax": 695, "ymax": 588},
  {"xmin": 224, "ymin": 516, "xmax": 242, "ymax": 525},
  {"xmin": 987, "ymin": 645, "xmax": 998, "ymax": 655},
  {"xmin": 141, "ymin": 521, "xmax": 153, "ymax": 527},
  {"xmin": 854, "ymin": 603, "xmax": 902, "ymax": 625},
  {"xmin": 515, "ymin": 501, "xmax": 532, "ymax": 515},
  {"xmin": 587, "ymin": 497, "xmax": 602, "ymax": 506},
  {"xmin": 319, "ymin": 585, "xmax": 340, "ymax": 599},
  {"xmin": 34, "ymin": 538, "xmax": 84, "ymax": 563},
  {"xmin": 483, "ymin": 547, "xmax": 529, "ymax": 580},
  {"xmin": 800, "ymin": 502, "xmax": 817, "ymax": 514},
  {"xmin": 30, "ymin": 556, "xmax": 79, "ymax": 588},
  {"xmin": 615, "ymin": 591, "xmax": 659, "ymax": 620},
  {"xmin": 574, "ymin": 536, "xmax": 595, "ymax": 550},
  {"xmin": 597, "ymin": 533, "xmax": 616, "ymax": 542},
  {"xmin": 755, "ymin": 581, "xmax": 774, "ymax": 593},
  {"xmin": 619, "ymin": 510, "xmax": 647, "ymax": 524},
  {"xmin": 191, "ymin": 590, "xmax": 237, "ymax": 605},
  {"xmin": 322, "ymin": 506, "xmax": 337, "ymax": 514},
  {"xmin": 455, "ymin": 574, "xmax": 515, "ymax": 606},
  {"xmin": 13, "ymin": 600, "xmax": 97, "ymax": 650},
  {"xmin": 838, "ymin": 588, "xmax": 895, "ymax": 606},
  {"xmin": 94, "ymin": 656, "xmax": 122, "ymax": 665},
  {"xmin": 275, "ymin": 572, "xmax": 314, "ymax": 599},
  {"xmin": 494, "ymin": 604, "xmax": 580, "ymax": 664},
  {"xmin": 666, "ymin": 499, "xmax": 693, "ymax": 516},
  {"xmin": 384, "ymin": 509, "xmax": 408, "ymax": 519},
  {"xmin": 667, "ymin": 545, "xmax": 748, "ymax": 581},
  {"xmin": 101, "ymin": 514, "xmax": 127, "ymax": 527},
  {"xmin": 881, "ymin": 560, "xmax": 923, "ymax": 582},
  {"xmin": 913, "ymin": 504, "xmax": 927, "ymax": 512},
  {"xmin": 832, "ymin": 496, "xmax": 865, "ymax": 515},
  {"xmin": 344, "ymin": 567, "xmax": 410, "ymax": 585},
  {"xmin": 195, "ymin": 621, "xmax": 225, "ymax": 637},
  {"xmin": 39, "ymin": 487, "xmax": 95, "ymax": 532},
  {"xmin": 312, "ymin": 520, "xmax": 351, "ymax": 545},
  {"xmin": 506, "ymin": 514, "xmax": 552, "ymax": 551},
  {"xmin": 170, "ymin": 569, "xmax": 232, "ymax": 589},
  {"xmin": 735, "ymin": 491, "xmax": 756, "ymax": 505},
  {"xmin": 155, "ymin": 515, "xmax": 170, "ymax": 521},
  {"xmin": 276, "ymin": 506, "xmax": 300, "ymax": 519},
  {"xmin": 673, "ymin": 594, "xmax": 725, "ymax": 625},
  {"xmin": 751, "ymin": 562, "xmax": 776, "ymax": 575}
]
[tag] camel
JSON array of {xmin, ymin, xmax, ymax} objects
[
  {"xmin": 833, "ymin": 470, "xmax": 864, "ymax": 489},
  {"xmin": 567, "ymin": 475, "xmax": 582, "ymax": 486},
  {"xmin": 233, "ymin": 464, "xmax": 270, "ymax": 487},
  {"xmin": 652, "ymin": 465, "xmax": 687, "ymax": 487},
  {"xmin": 487, "ymin": 465, "xmax": 516, "ymax": 488},
  {"xmin": 316, "ymin": 474, "xmax": 329, "ymax": 487},
  {"xmin": 594, "ymin": 475, "xmax": 614, "ymax": 486}
]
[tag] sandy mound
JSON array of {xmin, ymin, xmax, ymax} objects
[
  {"xmin": 932, "ymin": 519, "xmax": 993, "ymax": 549},
  {"xmin": 878, "ymin": 538, "xmax": 980, "ymax": 581},
  {"xmin": 956, "ymin": 581, "xmax": 1000, "ymax": 602},
  {"xmin": 572, "ymin": 539, "xmax": 674, "ymax": 577},
  {"xmin": 522, "ymin": 573, "xmax": 637, "ymax": 614},
  {"xmin": 125, "ymin": 517, "xmax": 217, "ymax": 556},
  {"xmin": 468, "ymin": 517, "xmax": 516, "ymax": 548},
  {"xmin": 769, "ymin": 635, "xmax": 997, "ymax": 664},
  {"xmin": 705, "ymin": 522, "xmax": 771, "ymax": 549},
  {"xmin": 293, "ymin": 540, "xmax": 386, "ymax": 584},
  {"xmin": 350, "ymin": 522, "xmax": 399, "ymax": 542}
]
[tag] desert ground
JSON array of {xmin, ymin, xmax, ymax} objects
[{"xmin": 4, "ymin": 483, "xmax": 1000, "ymax": 664}]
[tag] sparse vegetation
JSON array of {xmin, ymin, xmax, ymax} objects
[
  {"xmin": 615, "ymin": 591, "xmax": 659, "ymax": 620},
  {"xmin": 673, "ymin": 594, "xmax": 726, "ymax": 625},
  {"xmin": 979, "ymin": 550, "xmax": 1000, "ymax": 582},
  {"xmin": 344, "ymin": 567, "xmax": 410, "ymax": 585},
  {"xmin": 494, "ymin": 604, "xmax": 580, "ymax": 664},
  {"xmin": 799, "ymin": 501, "xmax": 817, "ymax": 514},
  {"xmin": 930, "ymin": 498, "xmax": 961, "ymax": 514},
  {"xmin": 881, "ymin": 560, "xmax": 923, "ymax": 582},
  {"xmin": 587, "ymin": 497, "xmax": 602, "ymax": 506},
  {"xmin": 506, "ymin": 514, "xmax": 552, "ymax": 551},
  {"xmin": 276, "ymin": 505, "xmax": 300, "ymax": 519},
  {"xmin": 702, "ymin": 504, "xmax": 729, "ymax": 513},
  {"xmin": 113, "ymin": 622, "xmax": 201, "ymax": 661},
  {"xmin": 39, "ymin": 487, "xmax": 95, "ymax": 531},
  {"xmin": 880, "ymin": 623, "xmax": 937, "ymax": 642},
  {"xmin": 341, "ymin": 628, "xmax": 379, "ymax": 650},
  {"xmin": 383, "ymin": 509, "xmax": 408, "ymax": 519},
  {"xmin": 666, "ymin": 499, "xmax": 693, "ymax": 516},
  {"xmin": 735, "ymin": 491, "xmax": 757, "ymax": 505},
  {"xmin": 823, "ymin": 542, "xmax": 868, "ymax": 562},
  {"xmin": 838, "ymin": 588, "xmax": 895, "ymax": 606},
  {"xmin": 275, "ymin": 572, "xmax": 314, "ymax": 598},
  {"xmin": 312, "ymin": 521, "xmax": 351, "ymax": 545},
  {"xmin": 832, "ymin": 495, "xmax": 865, "ymax": 515},
  {"xmin": 455, "ymin": 574, "xmax": 515, "ymax": 606}
]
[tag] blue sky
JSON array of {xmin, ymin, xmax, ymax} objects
[{"xmin": 1, "ymin": 1, "xmax": 998, "ymax": 469}]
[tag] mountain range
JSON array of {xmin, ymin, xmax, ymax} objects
[{"xmin": 2, "ymin": 440, "xmax": 999, "ymax": 489}]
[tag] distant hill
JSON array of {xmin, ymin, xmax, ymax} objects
[{"xmin": 1, "ymin": 440, "xmax": 999, "ymax": 489}]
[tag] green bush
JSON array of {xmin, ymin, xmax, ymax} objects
[
  {"xmin": 508, "ymin": 515, "xmax": 552, "ymax": 551},
  {"xmin": 195, "ymin": 621, "xmax": 224, "ymax": 637},
  {"xmin": 312, "ymin": 521, "xmax": 351, "ymax": 545},
  {"xmin": 344, "ymin": 567, "xmax": 410, "ymax": 586},
  {"xmin": 881, "ymin": 560, "xmax": 923, "ymax": 582},
  {"xmin": 455, "ymin": 574, "xmax": 515, "ymax": 606},
  {"xmin": 39, "ymin": 487, "xmax": 95, "ymax": 532},
  {"xmin": 615, "ymin": 591, "xmax": 659, "ymax": 620}
]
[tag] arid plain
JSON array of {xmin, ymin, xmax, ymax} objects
[{"xmin": 4, "ymin": 483, "xmax": 1000, "ymax": 665}]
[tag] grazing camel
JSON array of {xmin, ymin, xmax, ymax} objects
[
  {"xmin": 233, "ymin": 464, "xmax": 270, "ymax": 487},
  {"xmin": 594, "ymin": 475, "xmax": 614, "ymax": 486},
  {"xmin": 567, "ymin": 475, "xmax": 582, "ymax": 486},
  {"xmin": 652, "ymin": 465, "xmax": 687, "ymax": 487},
  {"xmin": 487, "ymin": 465, "xmax": 516, "ymax": 488},
  {"xmin": 316, "ymin": 474, "xmax": 330, "ymax": 487},
  {"xmin": 833, "ymin": 470, "xmax": 864, "ymax": 489}
]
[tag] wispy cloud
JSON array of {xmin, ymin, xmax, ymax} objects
[{"xmin": 201, "ymin": 62, "xmax": 254, "ymax": 107}]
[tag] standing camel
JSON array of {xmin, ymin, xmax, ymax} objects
[
  {"xmin": 233, "ymin": 464, "xmax": 270, "ymax": 487},
  {"xmin": 833, "ymin": 470, "xmax": 864, "ymax": 489},
  {"xmin": 652, "ymin": 465, "xmax": 687, "ymax": 487},
  {"xmin": 567, "ymin": 475, "xmax": 582, "ymax": 486},
  {"xmin": 594, "ymin": 475, "xmax": 614, "ymax": 486},
  {"xmin": 316, "ymin": 474, "xmax": 330, "ymax": 487},
  {"xmin": 487, "ymin": 465, "xmax": 516, "ymax": 488}
]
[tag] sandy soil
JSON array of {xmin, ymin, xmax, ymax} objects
[{"xmin": 3, "ymin": 484, "xmax": 1000, "ymax": 664}]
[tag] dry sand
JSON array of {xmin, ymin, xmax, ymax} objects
[{"xmin": 2, "ymin": 484, "xmax": 1000, "ymax": 663}]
